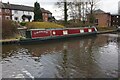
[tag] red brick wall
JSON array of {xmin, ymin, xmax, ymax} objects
[
  {"xmin": 0, "ymin": 9, "xmax": 12, "ymax": 20},
  {"xmin": 42, "ymin": 12, "xmax": 48, "ymax": 22},
  {"xmin": 87, "ymin": 13, "xmax": 111, "ymax": 27},
  {"xmin": 95, "ymin": 13, "xmax": 111, "ymax": 27}
]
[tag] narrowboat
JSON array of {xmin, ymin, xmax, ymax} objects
[{"xmin": 19, "ymin": 27, "xmax": 97, "ymax": 43}]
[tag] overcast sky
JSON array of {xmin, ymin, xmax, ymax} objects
[{"xmin": 2, "ymin": 0, "xmax": 120, "ymax": 20}]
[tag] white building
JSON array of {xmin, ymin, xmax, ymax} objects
[
  {"xmin": 12, "ymin": 10, "xmax": 34, "ymax": 22},
  {"xmin": 11, "ymin": 4, "xmax": 34, "ymax": 22}
]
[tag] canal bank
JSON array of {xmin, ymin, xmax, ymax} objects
[
  {"xmin": 97, "ymin": 30, "xmax": 118, "ymax": 34},
  {"xmin": 0, "ymin": 29, "xmax": 119, "ymax": 45},
  {"xmin": 0, "ymin": 39, "xmax": 19, "ymax": 45}
]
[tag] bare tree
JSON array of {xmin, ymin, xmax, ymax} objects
[
  {"xmin": 55, "ymin": 0, "xmax": 100, "ymax": 24},
  {"xmin": 68, "ymin": 2, "xmax": 78, "ymax": 22},
  {"xmin": 86, "ymin": 0, "xmax": 100, "ymax": 24},
  {"xmin": 64, "ymin": 0, "xmax": 68, "ymax": 24},
  {"xmin": 55, "ymin": 0, "xmax": 68, "ymax": 24},
  {"xmin": 87, "ymin": 0, "xmax": 100, "ymax": 14}
]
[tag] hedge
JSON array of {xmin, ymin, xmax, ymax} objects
[
  {"xmin": 2, "ymin": 20, "xmax": 19, "ymax": 39},
  {"xmin": 26, "ymin": 22, "xmax": 64, "ymax": 29}
]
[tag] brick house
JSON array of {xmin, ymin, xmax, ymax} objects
[
  {"xmin": 0, "ymin": 2, "xmax": 12, "ymax": 20},
  {"xmin": 111, "ymin": 14, "xmax": 120, "ymax": 27},
  {"xmin": 87, "ymin": 9, "xmax": 111, "ymax": 27},
  {"xmin": 42, "ymin": 9, "xmax": 52, "ymax": 22},
  {"xmin": 0, "ymin": 2, "xmax": 53, "ymax": 22}
]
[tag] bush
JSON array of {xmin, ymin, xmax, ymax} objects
[
  {"xmin": 64, "ymin": 22, "xmax": 94, "ymax": 28},
  {"xmin": 20, "ymin": 22, "xmax": 27, "ymax": 26},
  {"xmin": 2, "ymin": 20, "xmax": 19, "ymax": 39},
  {"xmin": 26, "ymin": 22, "xmax": 64, "ymax": 29}
]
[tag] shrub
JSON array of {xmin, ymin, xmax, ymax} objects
[
  {"xmin": 20, "ymin": 22, "xmax": 27, "ymax": 26},
  {"xmin": 64, "ymin": 22, "xmax": 94, "ymax": 28},
  {"xmin": 2, "ymin": 20, "xmax": 19, "ymax": 39},
  {"xmin": 26, "ymin": 22, "xmax": 64, "ymax": 29}
]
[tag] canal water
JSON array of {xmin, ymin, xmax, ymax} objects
[{"xmin": 1, "ymin": 32, "xmax": 119, "ymax": 78}]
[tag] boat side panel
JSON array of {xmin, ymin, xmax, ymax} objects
[
  {"xmin": 91, "ymin": 28, "xmax": 95, "ymax": 32},
  {"xmin": 84, "ymin": 28, "xmax": 89, "ymax": 32},
  {"xmin": 67, "ymin": 29, "xmax": 80, "ymax": 34},
  {"xmin": 31, "ymin": 30, "xmax": 51, "ymax": 39},
  {"xmin": 27, "ymin": 27, "xmax": 97, "ymax": 39},
  {"xmin": 51, "ymin": 30, "xmax": 64, "ymax": 36}
]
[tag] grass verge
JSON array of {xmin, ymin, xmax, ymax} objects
[
  {"xmin": 96, "ymin": 27, "xmax": 117, "ymax": 31},
  {"xmin": 26, "ymin": 22, "xmax": 64, "ymax": 29}
]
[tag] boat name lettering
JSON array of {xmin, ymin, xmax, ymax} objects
[{"xmin": 33, "ymin": 31, "xmax": 48, "ymax": 35}]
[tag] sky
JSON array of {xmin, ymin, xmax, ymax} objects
[{"xmin": 1, "ymin": 0, "xmax": 120, "ymax": 20}]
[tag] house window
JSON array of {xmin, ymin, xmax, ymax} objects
[
  {"xmin": 48, "ymin": 14, "xmax": 52, "ymax": 17},
  {"xmin": 5, "ymin": 16, "xmax": 10, "ymax": 20},
  {"xmin": 45, "ymin": 17, "xmax": 47, "ymax": 21},
  {"xmin": 45, "ymin": 13, "xmax": 47, "ymax": 16},
  {"xmin": 14, "ymin": 10, "xmax": 18, "ymax": 14},
  {"xmin": 95, "ymin": 19, "xmax": 98, "ymax": 25},
  {"xmin": 117, "ymin": 16, "xmax": 119, "ymax": 18},
  {"xmin": 5, "ymin": 9, "xmax": 10, "ymax": 13}
]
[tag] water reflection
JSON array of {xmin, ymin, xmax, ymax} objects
[{"xmin": 2, "ymin": 33, "xmax": 119, "ymax": 78}]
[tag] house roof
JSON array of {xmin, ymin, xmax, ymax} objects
[
  {"xmin": 43, "ymin": 10, "xmax": 52, "ymax": 14},
  {"xmin": 93, "ymin": 9, "xmax": 111, "ymax": 15},
  {"xmin": 11, "ymin": 4, "xmax": 34, "ymax": 11},
  {"xmin": 94, "ymin": 9, "xmax": 105, "ymax": 13},
  {"xmin": 0, "ymin": 2, "xmax": 52, "ymax": 14}
]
